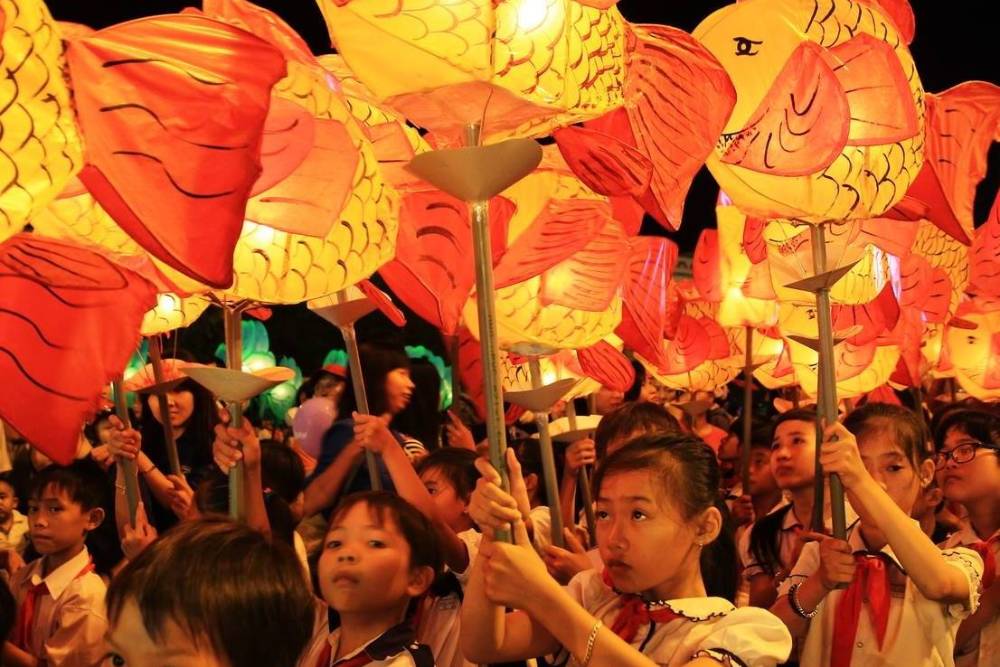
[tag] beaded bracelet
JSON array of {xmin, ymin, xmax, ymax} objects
[
  {"xmin": 581, "ymin": 619, "xmax": 603, "ymax": 666},
  {"xmin": 788, "ymin": 582, "xmax": 820, "ymax": 619}
]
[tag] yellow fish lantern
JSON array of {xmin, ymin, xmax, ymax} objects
[
  {"xmin": 462, "ymin": 149, "xmax": 627, "ymax": 351},
  {"xmin": 140, "ymin": 293, "xmax": 210, "ymax": 337},
  {"xmin": 942, "ymin": 305, "xmax": 1000, "ymax": 402},
  {"xmin": 500, "ymin": 336, "xmax": 633, "ymax": 399},
  {"xmin": 197, "ymin": 0, "xmax": 399, "ymax": 305},
  {"xmin": 0, "ymin": 0, "xmax": 84, "ymax": 242},
  {"xmin": 693, "ymin": 0, "xmax": 923, "ymax": 222},
  {"xmin": 315, "ymin": 0, "xmax": 626, "ymax": 144},
  {"xmin": 709, "ymin": 205, "xmax": 779, "ymax": 329}
]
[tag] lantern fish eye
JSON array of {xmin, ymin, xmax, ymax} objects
[{"xmin": 733, "ymin": 36, "xmax": 762, "ymax": 56}]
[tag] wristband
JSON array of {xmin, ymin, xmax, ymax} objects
[{"xmin": 788, "ymin": 582, "xmax": 820, "ymax": 619}]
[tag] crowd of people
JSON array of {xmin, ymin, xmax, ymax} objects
[{"xmin": 0, "ymin": 343, "xmax": 996, "ymax": 667}]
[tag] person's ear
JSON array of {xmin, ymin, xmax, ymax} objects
[
  {"xmin": 694, "ymin": 505, "xmax": 722, "ymax": 547},
  {"xmin": 406, "ymin": 565, "xmax": 435, "ymax": 597},
  {"xmin": 524, "ymin": 473, "xmax": 539, "ymax": 497},
  {"xmin": 918, "ymin": 458, "xmax": 935, "ymax": 488},
  {"xmin": 86, "ymin": 507, "xmax": 106, "ymax": 532}
]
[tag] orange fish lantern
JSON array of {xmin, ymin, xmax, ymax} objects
[
  {"xmin": 693, "ymin": 0, "xmax": 923, "ymax": 223},
  {"xmin": 315, "ymin": 0, "xmax": 628, "ymax": 144}
]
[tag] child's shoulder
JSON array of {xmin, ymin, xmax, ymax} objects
[{"xmin": 670, "ymin": 599, "xmax": 793, "ymax": 666}]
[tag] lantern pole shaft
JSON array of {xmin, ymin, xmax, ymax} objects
[
  {"xmin": 466, "ymin": 121, "xmax": 511, "ymax": 541},
  {"xmin": 566, "ymin": 400, "xmax": 596, "ymax": 546},
  {"xmin": 148, "ymin": 335, "xmax": 182, "ymax": 476},
  {"xmin": 223, "ymin": 308, "xmax": 246, "ymax": 521},
  {"xmin": 741, "ymin": 326, "xmax": 754, "ymax": 493},
  {"xmin": 810, "ymin": 224, "xmax": 846, "ymax": 540},
  {"xmin": 528, "ymin": 357, "xmax": 565, "ymax": 548},
  {"xmin": 338, "ymin": 305, "xmax": 382, "ymax": 491},
  {"xmin": 112, "ymin": 378, "xmax": 139, "ymax": 527}
]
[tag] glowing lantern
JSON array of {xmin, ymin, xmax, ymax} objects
[
  {"xmin": 0, "ymin": 0, "xmax": 84, "ymax": 243},
  {"xmin": 140, "ymin": 293, "xmax": 210, "ymax": 337},
  {"xmin": 693, "ymin": 0, "xmax": 923, "ymax": 223},
  {"xmin": 315, "ymin": 0, "xmax": 627, "ymax": 144}
]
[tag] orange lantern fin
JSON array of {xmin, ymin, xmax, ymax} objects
[
  {"xmin": 494, "ymin": 199, "xmax": 609, "ymax": 289},
  {"xmin": 0, "ymin": 236, "xmax": 157, "ymax": 465},
  {"xmin": 202, "ymin": 0, "xmax": 318, "ymax": 66},
  {"xmin": 661, "ymin": 315, "xmax": 711, "ymax": 374},
  {"xmin": 358, "ymin": 280, "xmax": 405, "ymax": 327},
  {"xmin": 857, "ymin": 217, "xmax": 919, "ymax": 257},
  {"xmin": 457, "ymin": 326, "xmax": 485, "ymax": 421},
  {"xmin": 539, "ymin": 219, "xmax": 628, "ymax": 311},
  {"xmin": 703, "ymin": 318, "xmax": 731, "ymax": 360},
  {"xmin": 721, "ymin": 41, "xmax": 849, "ymax": 176},
  {"xmin": 577, "ymin": 342, "xmax": 635, "ymax": 393},
  {"xmin": 828, "ymin": 34, "xmax": 919, "ymax": 146},
  {"xmin": 573, "ymin": 0, "xmax": 620, "ymax": 8},
  {"xmin": 970, "ymin": 192, "xmax": 1000, "ymax": 298},
  {"xmin": 67, "ymin": 14, "xmax": 287, "ymax": 288},
  {"xmin": 922, "ymin": 268, "xmax": 952, "ymax": 324},
  {"xmin": 693, "ymin": 230, "xmax": 723, "ymax": 302},
  {"xmin": 553, "ymin": 124, "xmax": 653, "ymax": 198},
  {"xmin": 616, "ymin": 237, "xmax": 676, "ymax": 367},
  {"xmin": 743, "ymin": 215, "xmax": 768, "ymax": 264},
  {"xmin": 626, "ymin": 24, "xmax": 736, "ymax": 229},
  {"xmin": 248, "ymin": 98, "xmax": 315, "ymax": 196}
]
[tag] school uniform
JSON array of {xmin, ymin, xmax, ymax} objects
[
  {"xmin": 0, "ymin": 508, "xmax": 29, "ymax": 553},
  {"xmin": 9, "ymin": 546, "xmax": 108, "ymax": 667},
  {"xmin": 779, "ymin": 520, "xmax": 983, "ymax": 666},
  {"xmin": 939, "ymin": 526, "xmax": 999, "ymax": 667},
  {"xmin": 733, "ymin": 497, "xmax": 788, "ymax": 607},
  {"xmin": 301, "ymin": 622, "xmax": 435, "ymax": 667},
  {"xmin": 415, "ymin": 529, "xmax": 481, "ymax": 667},
  {"xmin": 553, "ymin": 569, "xmax": 792, "ymax": 666}
]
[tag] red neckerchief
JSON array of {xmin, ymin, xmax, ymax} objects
[
  {"xmin": 14, "ymin": 557, "xmax": 95, "ymax": 651},
  {"xmin": 830, "ymin": 553, "xmax": 892, "ymax": 667},
  {"xmin": 970, "ymin": 533, "xmax": 998, "ymax": 589},
  {"xmin": 601, "ymin": 569, "xmax": 684, "ymax": 644}
]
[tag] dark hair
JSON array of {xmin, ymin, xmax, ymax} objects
[
  {"xmin": 84, "ymin": 409, "xmax": 115, "ymax": 446},
  {"xmin": 192, "ymin": 468, "xmax": 298, "ymax": 549},
  {"xmin": 594, "ymin": 401, "xmax": 680, "ymax": 458},
  {"xmin": 0, "ymin": 579, "xmax": 14, "ymax": 643},
  {"xmin": 28, "ymin": 459, "xmax": 108, "ymax": 512},
  {"xmin": 933, "ymin": 408, "xmax": 1000, "ymax": 453},
  {"xmin": 844, "ymin": 402, "xmax": 930, "ymax": 466},
  {"xmin": 298, "ymin": 370, "xmax": 344, "ymax": 404},
  {"xmin": 107, "ymin": 518, "xmax": 313, "ymax": 667},
  {"xmin": 415, "ymin": 448, "xmax": 480, "ymax": 502},
  {"xmin": 336, "ymin": 344, "xmax": 411, "ymax": 418},
  {"xmin": 329, "ymin": 491, "xmax": 443, "ymax": 578},
  {"xmin": 592, "ymin": 434, "xmax": 738, "ymax": 602},
  {"xmin": 624, "ymin": 359, "xmax": 646, "ymax": 403},
  {"xmin": 0, "ymin": 471, "xmax": 15, "ymax": 495},
  {"xmin": 260, "ymin": 440, "xmax": 306, "ymax": 504},
  {"xmin": 392, "ymin": 357, "xmax": 443, "ymax": 449},
  {"xmin": 140, "ymin": 378, "xmax": 219, "ymax": 474}
]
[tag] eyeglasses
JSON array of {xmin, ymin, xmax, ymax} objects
[{"xmin": 935, "ymin": 441, "xmax": 1000, "ymax": 469}]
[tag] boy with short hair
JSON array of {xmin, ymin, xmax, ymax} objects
[
  {"xmin": 2, "ymin": 462, "xmax": 108, "ymax": 667},
  {"xmin": 0, "ymin": 472, "xmax": 28, "ymax": 555}
]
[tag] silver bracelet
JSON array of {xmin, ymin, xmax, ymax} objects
[
  {"xmin": 788, "ymin": 582, "xmax": 819, "ymax": 619},
  {"xmin": 581, "ymin": 619, "xmax": 602, "ymax": 667}
]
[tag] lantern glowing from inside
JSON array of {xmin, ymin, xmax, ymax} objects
[
  {"xmin": 316, "ymin": 0, "xmax": 626, "ymax": 144},
  {"xmin": 0, "ymin": 0, "xmax": 84, "ymax": 243},
  {"xmin": 140, "ymin": 293, "xmax": 210, "ymax": 337},
  {"xmin": 945, "ymin": 309, "xmax": 1000, "ymax": 401},
  {"xmin": 693, "ymin": 0, "xmax": 924, "ymax": 222}
]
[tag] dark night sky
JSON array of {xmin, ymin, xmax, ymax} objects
[{"xmin": 44, "ymin": 0, "xmax": 999, "ymax": 372}]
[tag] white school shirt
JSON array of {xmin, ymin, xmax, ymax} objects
[
  {"xmin": 415, "ymin": 529, "xmax": 482, "ymax": 667},
  {"xmin": 300, "ymin": 623, "xmax": 435, "ymax": 667},
  {"xmin": 779, "ymin": 520, "xmax": 983, "ymax": 667},
  {"xmin": 556, "ymin": 569, "xmax": 792, "ymax": 666},
  {"xmin": 531, "ymin": 505, "xmax": 553, "ymax": 553},
  {"xmin": 9, "ymin": 546, "xmax": 108, "ymax": 667},
  {"xmin": 939, "ymin": 525, "xmax": 999, "ymax": 667}
]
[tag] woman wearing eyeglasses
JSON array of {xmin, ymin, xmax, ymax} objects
[{"xmin": 934, "ymin": 409, "xmax": 1000, "ymax": 667}]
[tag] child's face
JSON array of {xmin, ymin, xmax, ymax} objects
[
  {"xmin": 856, "ymin": 430, "xmax": 923, "ymax": 518},
  {"xmin": 747, "ymin": 447, "xmax": 778, "ymax": 497},
  {"xmin": 0, "ymin": 482, "xmax": 16, "ymax": 523},
  {"xmin": 27, "ymin": 485, "xmax": 101, "ymax": 556},
  {"xmin": 596, "ymin": 470, "xmax": 709, "ymax": 600},
  {"xmin": 107, "ymin": 598, "xmax": 225, "ymax": 667},
  {"xmin": 770, "ymin": 420, "xmax": 816, "ymax": 491},
  {"xmin": 420, "ymin": 467, "xmax": 470, "ymax": 532},
  {"xmin": 149, "ymin": 389, "xmax": 195, "ymax": 428},
  {"xmin": 95, "ymin": 418, "xmax": 115, "ymax": 445},
  {"xmin": 594, "ymin": 386, "xmax": 624, "ymax": 415},
  {"xmin": 318, "ymin": 503, "xmax": 429, "ymax": 615},
  {"xmin": 937, "ymin": 427, "xmax": 1000, "ymax": 505},
  {"xmin": 384, "ymin": 368, "xmax": 414, "ymax": 415}
]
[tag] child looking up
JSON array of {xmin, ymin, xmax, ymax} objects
[
  {"xmin": 772, "ymin": 403, "xmax": 983, "ymax": 666},
  {"xmin": 301, "ymin": 492, "xmax": 442, "ymax": 666},
  {"xmin": 2, "ymin": 462, "xmax": 109, "ymax": 667},
  {"xmin": 462, "ymin": 435, "xmax": 792, "ymax": 666}
]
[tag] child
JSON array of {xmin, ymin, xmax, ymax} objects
[
  {"xmin": 2, "ymin": 462, "xmax": 109, "ymax": 667},
  {"xmin": 740, "ymin": 409, "xmax": 851, "ymax": 608},
  {"xmin": 933, "ymin": 409, "xmax": 1000, "ymax": 667},
  {"xmin": 462, "ymin": 434, "xmax": 793, "ymax": 666},
  {"xmin": 105, "ymin": 517, "xmax": 314, "ymax": 667},
  {"xmin": 301, "ymin": 491, "xmax": 441, "ymax": 666},
  {"xmin": 772, "ymin": 403, "xmax": 983, "ymax": 666},
  {"xmin": 721, "ymin": 424, "xmax": 784, "ymax": 529},
  {"xmin": 0, "ymin": 472, "xmax": 28, "ymax": 554}
]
